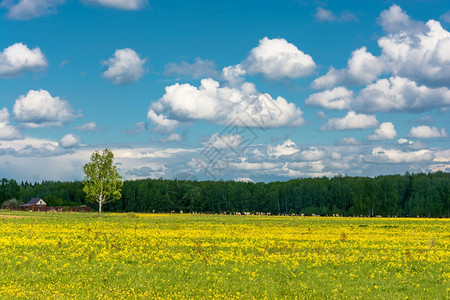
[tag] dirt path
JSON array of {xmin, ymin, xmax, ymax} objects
[{"xmin": 0, "ymin": 215, "xmax": 27, "ymax": 218}]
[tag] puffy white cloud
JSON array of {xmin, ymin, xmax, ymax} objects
[
  {"xmin": 368, "ymin": 122, "xmax": 397, "ymax": 141},
  {"xmin": 102, "ymin": 48, "xmax": 146, "ymax": 84},
  {"xmin": 164, "ymin": 57, "xmax": 218, "ymax": 79},
  {"xmin": 314, "ymin": 7, "xmax": 357, "ymax": 22},
  {"xmin": 407, "ymin": 125, "xmax": 448, "ymax": 138},
  {"xmin": 204, "ymin": 133, "xmax": 245, "ymax": 150},
  {"xmin": 313, "ymin": 5, "xmax": 450, "ymax": 90},
  {"xmin": 2, "ymin": 0, "xmax": 64, "ymax": 20},
  {"xmin": 12, "ymin": 89, "xmax": 81, "ymax": 128},
  {"xmin": 0, "ymin": 108, "xmax": 22, "ymax": 140},
  {"xmin": 245, "ymin": 37, "xmax": 315, "ymax": 79},
  {"xmin": 365, "ymin": 147, "xmax": 434, "ymax": 164},
  {"xmin": 59, "ymin": 134, "xmax": 80, "ymax": 148},
  {"xmin": 222, "ymin": 64, "xmax": 246, "ymax": 87},
  {"xmin": 338, "ymin": 137, "xmax": 360, "ymax": 145},
  {"xmin": 355, "ymin": 76, "xmax": 450, "ymax": 113},
  {"xmin": 160, "ymin": 133, "xmax": 182, "ymax": 143},
  {"xmin": 235, "ymin": 177, "xmax": 254, "ymax": 183},
  {"xmin": 321, "ymin": 111, "xmax": 378, "ymax": 131},
  {"xmin": 147, "ymin": 78, "xmax": 304, "ymax": 132},
  {"xmin": 305, "ymin": 86, "xmax": 353, "ymax": 110},
  {"xmin": 267, "ymin": 139, "xmax": 299, "ymax": 157},
  {"xmin": 74, "ymin": 121, "xmax": 98, "ymax": 132},
  {"xmin": 377, "ymin": 4, "xmax": 425, "ymax": 33},
  {"xmin": 0, "ymin": 43, "xmax": 47, "ymax": 78},
  {"xmin": 378, "ymin": 19, "xmax": 450, "ymax": 86},
  {"xmin": 311, "ymin": 47, "xmax": 385, "ymax": 89},
  {"xmin": 81, "ymin": 0, "xmax": 147, "ymax": 10}
]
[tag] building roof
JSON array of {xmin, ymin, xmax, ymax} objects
[{"xmin": 21, "ymin": 198, "xmax": 46, "ymax": 207}]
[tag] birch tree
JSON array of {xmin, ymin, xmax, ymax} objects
[{"xmin": 83, "ymin": 149, "xmax": 122, "ymax": 217}]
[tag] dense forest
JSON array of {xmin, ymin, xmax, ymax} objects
[{"xmin": 1, "ymin": 172, "xmax": 449, "ymax": 217}]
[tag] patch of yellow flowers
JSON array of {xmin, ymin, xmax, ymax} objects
[{"xmin": 0, "ymin": 213, "xmax": 448, "ymax": 299}]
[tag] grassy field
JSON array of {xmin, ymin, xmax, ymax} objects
[{"xmin": 0, "ymin": 212, "xmax": 448, "ymax": 299}]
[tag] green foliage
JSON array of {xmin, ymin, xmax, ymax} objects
[
  {"xmin": 82, "ymin": 149, "xmax": 123, "ymax": 216},
  {"xmin": 1, "ymin": 172, "xmax": 449, "ymax": 217}
]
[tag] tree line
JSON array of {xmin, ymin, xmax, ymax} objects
[{"xmin": 1, "ymin": 172, "xmax": 449, "ymax": 217}]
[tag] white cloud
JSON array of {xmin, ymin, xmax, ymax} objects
[
  {"xmin": 0, "ymin": 43, "xmax": 47, "ymax": 78},
  {"xmin": 102, "ymin": 48, "xmax": 146, "ymax": 84},
  {"xmin": 0, "ymin": 108, "xmax": 22, "ymax": 140},
  {"xmin": 245, "ymin": 37, "xmax": 315, "ymax": 79},
  {"xmin": 205, "ymin": 133, "xmax": 244, "ymax": 150},
  {"xmin": 235, "ymin": 177, "xmax": 254, "ymax": 183},
  {"xmin": 313, "ymin": 5, "xmax": 450, "ymax": 90},
  {"xmin": 2, "ymin": 0, "xmax": 64, "ymax": 20},
  {"xmin": 377, "ymin": 4, "xmax": 425, "ymax": 33},
  {"xmin": 355, "ymin": 76, "xmax": 450, "ymax": 113},
  {"xmin": 338, "ymin": 137, "xmax": 360, "ymax": 145},
  {"xmin": 267, "ymin": 139, "xmax": 299, "ymax": 157},
  {"xmin": 12, "ymin": 89, "xmax": 81, "ymax": 128},
  {"xmin": 81, "ymin": 0, "xmax": 147, "ymax": 10},
  {"xmin": 164, "ymin": 57, "xmax": 218, "ymax": 79},
  {"xmin": 407, "ymin": 125, "xmax": 448, "ymax": 138},
  {"xmin": 311, "ymin": 47, "xmax": 385, "ymax": 89},
  {"xmin": 306, "ymin": 86, "xmax": 353, "ymax": 110},
  {"xmin": 321, "ymin": 111, "xmax": 378, "ymax": 131},
  {"xmin": 160, "ymin": 133, "xmax": 182, "ymax": 143},
  {"xmin": 368, "ymin": 122, "xmax": 397, "ymax": 141},
  {"xmin": 366, "ymin": 147, "xmax": 434, "ymax": 164},
  {"xmin": 59, "ymin": 134, "xmax": 80, "ymax": 148},
  {"xmin": 222, "ymin": 64, "xmax": 246, "ymax": 87},
  {"xmin": 378, "ymin": 18, "xmax": 450, "ymax": 87},
  {"xmin": 75, "ymin": 121, "xmax": 98, "ymax": 132},
  {"xmin": 147, "ymin": 78, "xmax": 304, "ymax": 132},
  {"xmin": 314, "ymin": 7, "xmax": 357, "ymax": 22}
]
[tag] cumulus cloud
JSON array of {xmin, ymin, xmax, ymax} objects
[
  {"xmin": 378, "ymin": 18, "xmax": 450, "ymax": 87},
  {"xmin": 245, "ymin": 37, "xmax": 315, "ymax": 79},
  {"xmin": 160, "ymin": 133, "xmax": 182, "ymax": 143},
  {"xmin": 314, "ymin": 7, "xmax": 357, "ymax": 22},
  {"xmin": 267, "ymin": 139, "xmax": 299, "ymax": 157},
  {"xmin": 321, "ymin": 111, "xmax": 378, "ymax": 131},
  {"xmin": 12, "ymin": 89, "xmax": 81, "ymax": 128},
  {"xmin": 147, "ymin": 78, "xmax": 304, "ymax": 132},
  {"xmin": 368, "ymin": 122, "xmax": 397, "ymax": 141},
  {"xmin": 205, "ymin": 133, "xmax": 244, "ymax": 150},
  {"xmin": 0, "ymin": 108, "xmax": 22, "ymax": 140},
  {"xmin": 407, "ymin": 125, "xmax": 448, "ymax": 138},
  {"xmin": 313, "ymin": 5, "xmax": 450, "ymax": 91},
  {"xmin": 81, "ymin": 0, "xmax": 147, "ymax": 10},
  {"xmin": 338, "ymin": 137, "xmax": 360, "ymax": 145},
  {"xmin": 59, "ymin": 134, "xmax": 80, "ymax": 148},
  {"xmin": 377, "ymin": 4, "xmax": 425, "ymax": 33},
  {"xmin": 311, "ymin": 47, "xmax": 385, "ymax": 89},
  {"xmin": 74, "ymin": 121, "xmax": 98, "ymax": 132},
  {"xmin": 2, "ymin": 0, "xmax": 64, "ymax": 20},
  {"xmin": 0, "ymin": 43, "xmax": 48, "ymax": 78},
  {"xmin": 102, "ymin": 48, "xmax": 147, "ymax": 84},
  {"xmin": 305, "ymin": 86, "xmax": 353, "ymax": 110},
  {"xmin": 164, "ymin": 57, "xmax": 218, "ymax": 79},
  {"xmin": 355, "ymin": 76, "xmax": 450, "ymax": 113},
  {"xmin": 235, "ymin": 177, "xmax": 254, "ymax": 183},
  {"xmin": 365, "ymin": 147, "xmax": 434, "ymax": 164}
]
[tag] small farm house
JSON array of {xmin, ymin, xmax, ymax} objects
[{"xmin": 20, "ymin": 198, "xmax": 47, "ymax": 208}]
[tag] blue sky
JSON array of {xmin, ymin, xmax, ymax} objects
[{"xmin": 0, "ymin": 0, "xmax": 449, "ymax": 182}]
